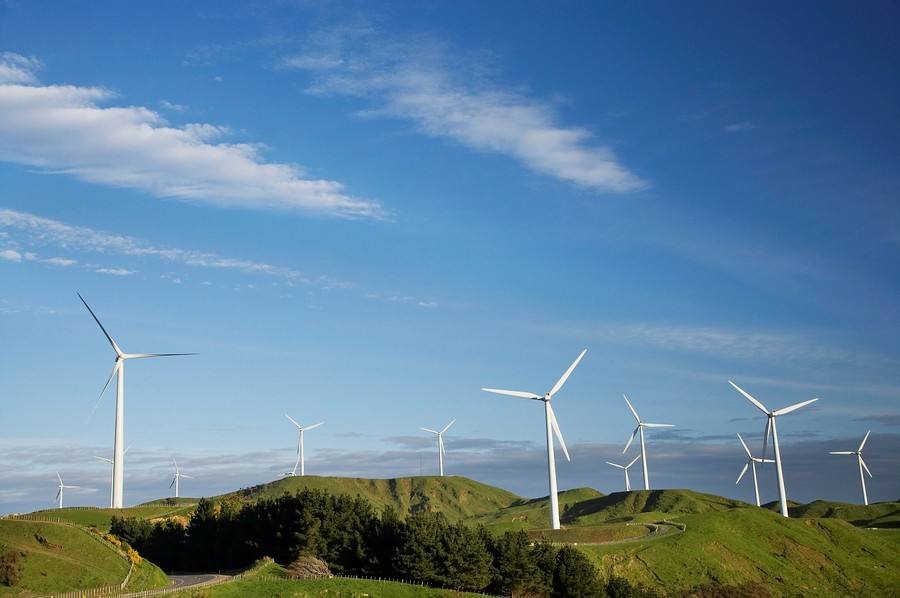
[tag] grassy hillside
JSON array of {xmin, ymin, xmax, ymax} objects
[
  {"xmin": 172, "ymin": 576, "xmax": 498, "ymax": 597},
  {"xmin": 469, "ymin": 487, "xmax": 602, "ymax": 532},
  {"xmin": 564, "ymin": 489, "xmax": 748, "ymax": 525},
  {"xmin": 764, "ymin": 499, "xmax": 900, "ymax": 528},
  {"xmin": 219, "ymin": 475, "xmax": 521, "ymax": 521},
  {"xmin": 27, "ymin": 504, "xmax": 196, "ymax": 532},
  {"xmin": 0, "ymin": 519, "xmax": 168, "ymax": 595},
  {"xmin": 578, "ymin": 506, "xmax": 900, "ymax": 597}
]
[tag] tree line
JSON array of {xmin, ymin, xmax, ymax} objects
[{"xmin": 110, "ymin": 489, "xmax": 654, "ymax": 597}]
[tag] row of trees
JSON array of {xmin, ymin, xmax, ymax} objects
[{"xmin": 111, "ymin": 490, "xmax": 652, "ymax": 597}]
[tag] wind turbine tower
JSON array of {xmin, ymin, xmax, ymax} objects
[
  {"xmin": 729, "ymin": 380, "xmax": 818, "ymax": 517},
  {"xmin": 622, "ymin": 395, "xmax": 674, "ymax": 490},
  {"xmin": 285, "ymin": 415, "xmax": 324, "ymax": 476},
  {"xmin": 420, "ymin": 419, "xmax": 456, "ymax": 477},
  {"xmin": 55, "ymin": 473, "xmax": 78, "ymax": 509},
  {"xmin": 735, "ymin": 433, "xmax": 774, "ymax": 507},
  {"xmin": 830, "ymin": 431, "xmax": 873, "ymax": 505},
  {"xmin": 78, "ymin": 293, "xmax": 195, "ymax": 508},
  {"xmin": 605, "ymin": 454, "xmax": 641, "ymax": 491},
  {"xmin": 170, "ymin": 458, "xmax": 193, "ymax": 498},
  {"xmin": 482, "ymin": 349, "xmax": 586, "ymax": 530}
]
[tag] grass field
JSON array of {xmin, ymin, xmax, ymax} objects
[
  {"xmin": 26, "ymin": 504, "xmax": 197, "ymax": 532},
  {"xmin": 0, "ymin": 519, "xmax": 168, "ymax": 595},
  {"xmin": 469, "ymin": 487, "xmax": 603, "ymax": 532},
  {"xmin": 173, "ymin": 577, "xmax": 496, "ymax": 597}
]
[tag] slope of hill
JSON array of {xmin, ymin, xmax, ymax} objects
[
  {"xmin": 27, "ymin": 504, "xmax": 197, "ymax": 532},
  {"xmin": 578, "ymin": 506, "xmax": 900, "ymax": 597},
  {"xmin": 218, "ymin": 475, "xmax": 521, "ymax": 521},
  {"xmin": 470, "ymin": 487, "xmax": 603, "ymax": 532},
  {"xmin": 564, "ymin": 488, "xmax": 749, "ymax": 524},
  {"xmin": 0, "ymin": 519, "xmax": 168, "ymax": 595},
  {"xmin": 764, "ymin": 499, "xmax": 900, "ymax": 528}
]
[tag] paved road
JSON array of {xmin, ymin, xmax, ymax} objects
[{"xmin": 170, "ymin": 573, "xmax": 229, "ymax": 588}]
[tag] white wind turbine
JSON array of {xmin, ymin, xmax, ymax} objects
[
  {"xmin": 420, "ymin": 419, "xmax": 456, "ymax": 477},
  {"xmin": 170, "ymin": 458, "xmax": 193, "ymax": 498},
  {"xmin": 482, "ymin": 349, "xmax": 586, "ymax": 530},
  {"xmin": 735, "ymin": 433, "xmax": 774, "ymax": 507},
  {"xmin": 79, "ymin": 293, "xmax": 195, "ymax": 508},
  {"xmin": 285, "ymin": 415, "xmax": 324, "ymax": 477},
  {"xmin": 829, "ymin": 431, "xmax": 873, "ymax": 505},
  {"xmin": 729, "ymin": 380, "xmax": 819, "ymax": 517},
  {"xmin": 605, "ymin": 454, "xmax": 641, "ymax": 492},
  {"xmin": 94, "ymin": 446, "xmax": 130, "ymax": 509},
  {"xmin": 55, "ymin": 473, "xmax": 79, "ymax": 509},
  {"xmin": 622, "ymin": 395, "xmax": 673, "ymax": 490}
]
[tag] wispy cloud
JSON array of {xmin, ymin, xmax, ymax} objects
[
  {"xmin": 0, "ymin": 248, "xmax": 21, "ymax": 261},
  {"xmin": 94, "ymin": 267, "xmax": 134, "ymax": 276},
  {"xmin": 278, "ymin": 25, "xmax": 647, "ymax": 193},
  {"xmin": 0, "ymin": 52, "xmax": 381, "ymax": 218},
  {"xmin": 724, "ymin": 121, "xmax": 756, "ymax": 133}
]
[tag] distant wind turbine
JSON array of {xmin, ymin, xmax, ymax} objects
[
  {"xmin": 95, "ymin": 446, "xmax": 130, "ymax": 508},
  {"xmin": 55, "ymin": 473, "xmax": 79, "ymax": 509},
  {"xmin": 729, "ymin": 380, "xmax": 818, "ymax": 517},
  {"xmin": 78, "ymin": 293, "xmax": 195, "ymax": 508},
  {"xmin": 622, "ymin": 395, "xmax": 674, "ymax": 490},
  {"xmin": 420, "ymin": 419, "xmax": 456, "ymax": 477},
  {"xmin": 735, "ymin": 433, "xmax": 774, "ymax": 507},
  {"xmin": 606, "ymin": 454, "xmax": 641, "ymax": 492},
  {"xmin": 285, "ymin": 415, "xmax": 324, "ymax": 477},
  {"xmin": 829, "ymin": 431, "xmax": 873, "ymax": 505},
  {"xmin": 170, "ymin": 458, "xmax": 193, "ymax": 498},
  {"xmin": 482, "ymin": 349, "xmax": 586, "ymax": 530}
]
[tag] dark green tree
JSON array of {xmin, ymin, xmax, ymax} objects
[
  {"xmin": 489, "ymin": 530, "xmax": 545, "ymax": 596},
  {"xmin": 552, "ymin": 546, "xmax": 604, "ymax": 598}
]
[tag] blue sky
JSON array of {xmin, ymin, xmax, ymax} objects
[{"xmin": 1, "ymin": 1, "xmax": 899, "ymax": 513}]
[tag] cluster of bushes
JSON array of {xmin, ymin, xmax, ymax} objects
[
  {"xmin": 111, "ymin": 490, "xmax": 652, "ymax": 596},
  {"xmin": 0, "ymin": 546, "xmax": 25, "ymax": 587}
]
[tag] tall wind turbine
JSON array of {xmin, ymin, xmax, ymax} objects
[
  {"xmin": 482, "ymin": 349, "xmax": 586, "ymax": 530},
  {"xmin": 605, "ymin": 454, "xmax": 641, "ymax": 491},
  {"xmin": 829, "ymin": 431, "xmax": 873, "ymax": 505},
  {"xmin": 285, "ymin": 415, "xmax": 324, "ymax": 477},
  {"xmin": 420, "ymin": 419, "xmax": 456, "ymax": 477},
  {"xmin": 94, "ymin": 446, "xmax": 130, "ymax": 508},
  {"xmin": 728, "ymin": 380, "xmax": 818, "ymax": 517},
  {"xmin": 170, "ymin": 458, "xmax": 193, "ymax": 498},
  {"xmin": 79, "ymin": 293, "xmax": 195, "ymax": 508},
  {"xmin": 622, "ymin": 395, "xmax": 673, "ymax": 490},
  {"xmin": 55, "ymin": 473, "xmax": 79, "ymax": 509},
  {"xmin": 735, "ymin": 433, "xmax": 774, "ymax": 507}
]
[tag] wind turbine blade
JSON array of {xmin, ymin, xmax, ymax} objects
[
  {"xmin": 285, "ymin": 414, "xmax": 302, "ymax": 429},
  {"xmin": 860, "ymin": 457, "xmax": 873, "ymax": 478},
  {"xmin": 773, "ymin": 398, "xmax": 818, "ymax": 416},
  {"xmin": 169, "ymin": 477, "xmax": 176, "ymax": 489},
  {"xmin": 481, "ymin": 388, "xmax": 541, "ymax": 400},
  {"xmin": 420, "ymin": 428, "xmax": 439, "ymax": 435},
  {"xmin": 762, "ymin": 418, "xmax": 771, "ymax": 458},
  {"xmin": 605, "ymin": 461, "xmax": 625, "ymax": 469},
  {"xmin": 623, "ymin": 395, "xmax": 641, "ymax": 424},
  {"xmin": 829, "ymin": 451, "xmax": 854, "ymax": 455},
  {"xmin": 736, "ymin": 462, "xmax": 749, "ymax": 484},
  {"xmin": 180, "ymin": 474, "xmax": 194, "ymax": 479},
  {"xmin": 173, "ymin": 458, "xmax": 178, "ymax": 470},
  {"xmin": 91, "ymin": 362, "xmax": 119, "ymax": 418},
  {"xmin": 57, "ymin": 472, "xmax": 63, "ymax": 484},
  {"xmin": 737, "ymin": 433, "xmax": 752, "ymax": 459},
  {"xmin": 77, "ymin": 292, "xmax": 123, "ymax": 356},
  {"xmin": 728, "ymin": 380, "xmax": 769, "ymax": 414},
  {"xmin": 439, "ymin": 436, "xmax": 446, "ymax": 457},
  {"xmin": 301, "ymin": 421, "xmax": 324, "ymax": 431},
  {"xmin": 642, "ymin": 423, "xmax": 674, "ymax": 428},
  {"xmin": 126, "ymin": 353, "xmax": 198, "ymax": 359},
  {"xmin": 441, "ymin": 419, "xmax": 456, "ymax": 434},
  {"xmin": 858, "ymin": 430, "xmax": 871, "ymax": 453},
  {"xmin": 94, "ymin": 456, "xmax": 112, "ymax": 464},
  {"xmin": 627, "ymin": 453, "xmax": 642, "ymax": 468},
  {"xmin": 548, "ymin": 349, "xmax": 587, "ymax": 397},
  {"xmin": 65, "ymin": 485, "xmax": 80, "ymax": 489},
  {"xmin": 548, "ymin": 404, "xmax": 570, "ymax": 461},
  {"xmin": 56, "ymin": 489, "xmax": 61, "ymax": 500},
  {"xmin": 623, "ymin": 426, "xmax": 639, "ymax": 454}
]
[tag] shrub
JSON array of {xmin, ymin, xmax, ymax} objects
[
  {"xmin": 0, "ymin": 549, "xmax": 25, "ymax": 587},
  {"xmin": 552, "ymin": 546, "xmax": 604, "ymax": 598}
]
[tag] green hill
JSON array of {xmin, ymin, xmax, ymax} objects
[
  {"xmin": 563, "ymin": 488, "xmax": 749, "ymax": 524},
  {"xmin": 470, "ymin": 487, "xmax": 604, "ymax": 532},
  {"xmin": 0, "ymin": 519, "xmax": 168, "ymax": 595},
  {"xmin": 218, "ymin": 475, "xmax": 521, "ymax": 521},
  {"xmin": 763, "ymin": 499, "xmax": 900, "ymax": 528},
  {"xmin": 27, "ymin": 504, "xmax": 196, "ymax": 532}
]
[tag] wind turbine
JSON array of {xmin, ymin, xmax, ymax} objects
[
  {"xmin": 94, "ymin": 446, "xmax": 130, "ymax": 508},
  {"xmin": 170, "ymin": 458, "xmax": 193, "ymax": 498},
  {"xmin": 482, "ymin": 349, "xmax": 586, "ymax": 530},
  {"xmin": 605, "ymin": 454, "xmax": 641, "ymax": 491},
  {"xmin": 622, "ymin": 395, "xmax": 673, "ymax": 490},
  {"xmin": 285, "ymin": 415, "xmax": 324, "ymax": 477},
  {"xmin": 55, "ymin": 473, "xmax": 79, "ymax": 509},
  {"xmin": 420, "ymin": 419, "xmax": 456, "ymax": 477},
  {"xmin": 78, "ymin": 293, "xmax": 195, "ymax": 508},
  {"xmin": 735, "ymin": 433, "xmax": 774, "ymax": 507},
  {"xmin": 728, "ymin": 380, "xmax": 818, "ymax": 517},
  {"xmin": 829, "ymin": 431, "xmax": 873, "ymax": 505}
]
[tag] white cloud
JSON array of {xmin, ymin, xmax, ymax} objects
[
  {"xmin": 0, "ymin": 248, "xmax": 22, "ymax": 261},
  {"xmin": 0, "ymin": 53, "xmax": 382, "ymax": 218},
  {"xmin": 42, "ymin": 256, "xmax": 77, "ymax": 266},
  {"xmin": 724, "ymin": 121, "xmax": 756, "ymax": 133},
  {"xmin": 279, "ymin": 27, "xmax": 647, "ymax": 193},
  {"xmin": 94, "ymin": 267, "xmax": 134, "ymax": 276},
  {"xmin": 159, "ymin": 99, "xmax": 186, "ymax": 112}
]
